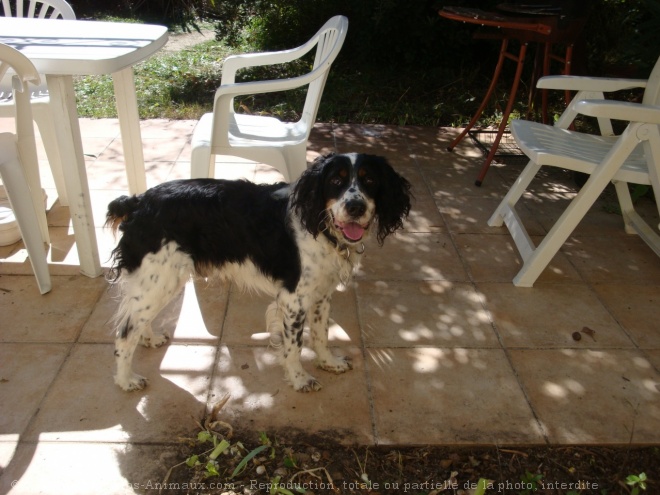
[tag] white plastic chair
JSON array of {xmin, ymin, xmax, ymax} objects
[
  {"xmin": 488, "ymin": 56, "xmax": 660, "ymax": 287},
  {"xmin": 0, "ymin": 0, "xmax": 76, "ymax": 206},
  {"xmin": 191, "ymin": 15, "xmax": 348, "ymax": 181},
  {"xmin": 0, "ymin": 43, "xmax": 52, "ymax": 294}
]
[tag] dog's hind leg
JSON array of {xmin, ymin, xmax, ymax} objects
[
  {"xmin": 114, "ymin": 315, "xmax": 148, "ymax": 391},
  {"xmin": 114, "ymin": 242, "xmax": 193, "ymax": 391},
  {"xmin": 309, "ymin": 295, "xmax": 352, "ymax": 374}
]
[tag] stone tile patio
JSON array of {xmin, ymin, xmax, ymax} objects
[{"xmin": 0, "ymin": 119, "xmax": 659, "ymax": 493}]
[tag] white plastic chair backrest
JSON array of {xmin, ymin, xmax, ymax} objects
[
  {"xmin": 0, "ymin": 0, "xmax": 75, "ymax": 19},
  {"xmin": 642, "ymin": 56, "xmax": 660, "ymax": 106},
  {"xmin": 0, "ymin": 43, "xmax": 41, "ymax": 160},
  {"xmin": 300, "ymin": 16, "xmax": 348, "ymax": 129},
  {"xmin": 218, "ymin": 15, "xmax": 348, "ymax": 131}
]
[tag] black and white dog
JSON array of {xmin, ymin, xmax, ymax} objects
[{"xmin": 106, "ymin": 153, "xmax": 411, "ymax": 392}]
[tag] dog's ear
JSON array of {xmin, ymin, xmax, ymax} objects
[
  {"xmin": 291, "ymin": 153, "xmax": 335, "ymax": 238},
  {"xmin": 373, "ymin": 157, "xmax": 412, "ymax": 245}
]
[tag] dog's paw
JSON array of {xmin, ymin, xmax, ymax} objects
[
  {"xmin": 140, "ymin": 333, "xmax": 170, "ymax": 348},
  {"xmin": 289, "ymin": 371, "xmax": 322, "ymax": 393},
  {"xmin": 317, "ymin": 355, "xmax": 353, "ymax": 374},
  {"xmin": 115, "ymin": 373, "xmax": 148, "ymax": 392}
]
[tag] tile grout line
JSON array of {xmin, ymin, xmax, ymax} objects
[
  {"xmin": 202, "ymin": 279, "xmax": 233, "ymax": 417},
  {"xmin": 472, "ymin": 278, "xmax": 551, "ymax": 444},
  {"xmin": 408, "ymin": 127, "xmax": 553, "ymax": 443},
  {"xmin": 10, "ymin": 341, "xmax": 77, "ymax": 447},
  {"xmin": 351, "ymin": 279, "xmax": 380, "ymax": 445},
  {"xmin": 10, "ymin": 275, "xmax": 112, "ymax": 445},
  {"xmin": 408, "ymin": 125, "xmax": 552, "ymax": 443}
]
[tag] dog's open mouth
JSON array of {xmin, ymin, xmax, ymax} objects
[{"xmin": 334, "ymin": 220, "xmax": 368, "ymax": 242}]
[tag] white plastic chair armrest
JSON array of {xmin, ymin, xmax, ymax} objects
[
  {"xmin": 211, "ymin": 69, "xmax": 327, "ymax": 147},
  {"xmin": 215, "ymin": 63, "xmax": 328, "ymax": 100},
  {"xmin": 0, "ymin": 44, "xmax": 41, "ymax": 90},
  {"xmin": 575, "ymin": 99, "xmax": 660, "ymax": 124},
  {"xmin": 221, "ymin": 40, "xmax": 318, "ymax": 85},
  {"xmin": 537, "ymin": 75, "xmax": 647, "ymax": 92}
]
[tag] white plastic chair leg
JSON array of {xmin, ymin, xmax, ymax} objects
[
  {"xmin": 191, "ymin": 143, "xmax": 213, "ymax": 179},
  {"xmin": 13, "ymin": 87, "xmax": 50, "ymax": 244},
  {"xmin": 513, "ymin": 127, "xmax": 641, "ymax": 287},
  {"xmin": 191, "ymin": 113, "xmax": 214, "ymax": 178},
  {"xmin": 282, "ymin": 142, "xmax": 309, "ymax": 179},
  {"xmin": 488, "ymin": 159, "xmax": 542, "ymax": 229},
  {"xmin": 0, "ymin": 136, "xmax": 51, "ymax": 294}
]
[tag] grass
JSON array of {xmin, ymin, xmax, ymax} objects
[
  {"xmin": 73, "ymin": 27, "xmax": 537, "ymax": 127},
  {"xmin": 75, "ymin": 40, "xmax": 232, "ymax": 120}
]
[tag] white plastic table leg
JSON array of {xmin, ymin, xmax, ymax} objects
[
  {"xmin": 46, "ymin": 74, "xmax": 102, "ymax": 278},
  {"xmin": 112, "ymin": 68, "xmax": 147, "ymax": 194}
]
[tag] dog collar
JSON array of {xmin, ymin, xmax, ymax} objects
[{"xmin": 322, "ymin": 229, "xmax": 365, "ymax": 258}]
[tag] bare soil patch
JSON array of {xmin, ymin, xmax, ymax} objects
[{"xmin": 158, "ymin": 426, "xmax": 658, "ymax": 494}]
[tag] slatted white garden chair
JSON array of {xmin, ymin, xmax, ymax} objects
[
  {"xmin": 0, "ymin": 0, "xmax": 76, "ymax": 206},
  {"xmin": 488, "ymin": 56, "xmax": 660, "ymax": 287},
  {"xmin": 191, "ymin": 15, "xmax": 348, "ymax": 181},
  {"xmin": 0, "ymin": 42, "xmax": 52, "ymax": 294}
]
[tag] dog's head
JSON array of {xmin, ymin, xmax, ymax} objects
[{"xmin": 292, "ymin": 153, "xmax": 412, "ymax": 246}]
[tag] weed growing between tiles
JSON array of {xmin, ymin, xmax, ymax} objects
[{"xmin": 153, "ymin": 396, "xmax": 659, "ymax": 495}]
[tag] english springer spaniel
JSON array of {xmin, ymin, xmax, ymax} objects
[{"xmin": 106, "ymin": 153, "xmax": 412, "ymax": 392}]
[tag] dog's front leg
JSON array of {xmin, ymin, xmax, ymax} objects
[
  {"xmin": 269, "ymin": 293, "xmax": 321, "ymax": 392},
  {"xmin": 309, "ymin": 295, "xmax": 352, "ymax": 374}
]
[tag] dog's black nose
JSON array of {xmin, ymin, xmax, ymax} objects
[{"xmin": 346, "ymin": 199, "xmax": 367, "ymax": 217}]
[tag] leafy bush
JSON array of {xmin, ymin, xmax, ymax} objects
[
  {"xmin": 207, "ymin": 0, "xmax": 501, "ymax": 70},
  {"xmin": 70, "ymin": 0, "xmax": 659, "ymax": 125}
]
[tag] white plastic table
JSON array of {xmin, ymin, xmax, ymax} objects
[{"xmin": 0, "ymin": 17, "xmax": 168, "ymax": 277}]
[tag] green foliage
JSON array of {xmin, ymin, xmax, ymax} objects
[
  {"xmin": 518, "ymin": 471, "xmax": 543, "ymax": 495},
  {"xmin": 583, "ymin": 0, "xmax": 659, "ymax": 75},
  {"xmin": 230, "ymin": 444, "xmax": 268, "ymax": 478},
  {"xmin": 626, "ymin": 472, "xmax": 648, "ymax": 495},
  {"xmin": 72, "ymin": 0, "xmax": 660, "ymax": 126},
  {"xmin": 69, "ymin": 0, "xmax": 208, "ymax": 27},
  {"xmin": 208, "ymin": 0, "xmax": 498, "ymax": 71}
]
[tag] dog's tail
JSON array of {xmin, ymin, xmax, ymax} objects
[
  {"xmin": 106, "ymin": 195, "xmax": 140, "ymax": 282},
  {"xmin": 105, "ymin": 195, "xmax": 140, "ymax": 234}
]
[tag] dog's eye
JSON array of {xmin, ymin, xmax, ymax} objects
[
  {"xmin": 360, "ymin": 174, "xmax": 375, "ymax": 188},
  {"xmin": 358, "ymin": 168, "xmax": 375, "ymax": 187}
]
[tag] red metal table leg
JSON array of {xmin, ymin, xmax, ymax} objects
[
  {"xmin": 446, "ymin": 38, "xmax": 509, "ymax": 152},
  {"xmin": 474, "ymin": 42, "xmax": 528, "ymax": 186}
]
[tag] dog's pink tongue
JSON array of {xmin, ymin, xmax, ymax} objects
[{"xmin": 343, "ymin": 222, "xmax": 365, "ymax": 241}]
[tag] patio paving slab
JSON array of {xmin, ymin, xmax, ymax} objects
[
  {"xmin": 0, "ymin": 275, "xmax": 106, "ymax": 342},
  {"xmin": 367, "ymin": 347, "xmax": 545, "ymax": 445},
  {"xmin": 509, "ymin": 349, "xmax": 660, "ymax": 443},
  {"xmin": 208, "ymin": 345, "xmax": 373, "ymax": 444},
  {"xmin": 357, "ymin": 280, "xmax": 498, "ymax": 348},
  {"xmin": 0, "ymin": 118, "xmax": 658, "ymax": 493},
  {"xmin": 477, "ymin": 282, "xmax": 636, "ymax": 349},
  {"xmin": 22, "ymin": 343, "xmax": 213, "ymax": 443}
]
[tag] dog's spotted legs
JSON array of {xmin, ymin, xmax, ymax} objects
[
  {"xmin": 114, "ymin": 317, "xmax": 149, "ymax": 391},
  {"xmin": 140, "ymin": 324, "xmax": 170, "ymax": 348},
  {"xmin": 272, "ymin": 292, "xmax": 322, "ymax": 392},
  {"xmin": 310, "ymin": 295, "xmax": 352, "ymax": 373},
  {"xmin": 113, "ymin": 243, "xmax": 191, "ymax": 391}
]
